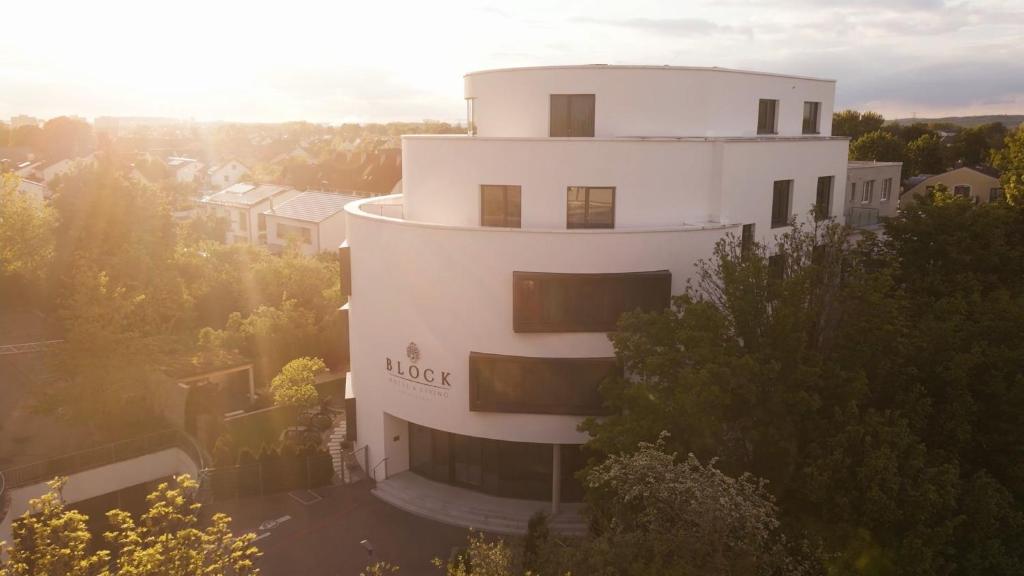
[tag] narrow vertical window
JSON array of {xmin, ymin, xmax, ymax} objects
[
  {"xmin": 771, "ymin": 180, "xmax": 793, "ymax": 228},
  {"xmin": 757, "ymin": 99, "xmax": 778, "ymax": 135},
  {"xmin": 861, "ymin": 180, "xmax": 874, "ymax": 203},
  {"xmin": 550, "ymin": 95, "xmax": 595, "ymax": 137},
  {"xmin": 466, "ymin": 98, "xmax": 476, "ymax": 135},
  {"xmin": 480, "ymin": 185, "xmax": 522, "ymax": 228},
  {"xmin": 815, "ymin": 176, "xmax": 833, "ymax": 220},
  {"xmin": 741, "ymin": 224, "xmax": 755, "ymax": 257},
  {"xmin": 802, "ymin": 101, "xmax": 821, "ymax": 134},
  {"xmin": 881, "ymin": 178, "xmax": 892, "ymax": 202},
  {"xmin": 567, "ymin": 187, "xmax": 615, "ymax": 229}
]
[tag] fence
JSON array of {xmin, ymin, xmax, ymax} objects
[
  {"xmin": 846, "ymin": 206, "xmax": 880, "ymax": 229},
  {"xmin": 204, "ymin": 450, "xmax": 333, "ymax": 500},
  {"xmin": 0, "ymin": 429, "xmax": 205, "ymax": 493}
]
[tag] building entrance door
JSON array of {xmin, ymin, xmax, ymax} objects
[{"xmin": 451, "ymin": 434, "xmax": 482, "ymax": 487}]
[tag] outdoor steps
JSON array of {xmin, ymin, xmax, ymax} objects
[{"xmin": 372, "ymin": 473, "xmax": 587, "ymax": 537}]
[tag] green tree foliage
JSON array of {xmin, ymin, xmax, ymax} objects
[
  {"xmin": 0, "ymin": 175, "xmax": 56, "ymax": 303},
  {"xmin": 992, "ymin": 125, "xmax": 1024, "ymax": 204},
  {"xmin": 0, "ymin": 475, "xmax": 260, "ymax": 576},
  {"xmin": 905, "ymin": 133, "xmax": 945, "ymax": 176},
  {"xmin": 850, "ymin": 130, "xmax": 905, "ymax": 163},
  {"xmin": 832, "ymin": 110, "xmax": 885, "ymax": 140},
  {"xmin": 583, "ymin": 208, "xmax": 1024, "ymax": 575},
  {"xmin": 434, "ymin": 532, "xmax": 516, "ymax": 576},
  {"xmin": 39, "ymin": 116, "xmax": 94, "ymax": 161},
  {"xmin": 270, "ymin": 356, "xmax": 326, "ymax": 408}
]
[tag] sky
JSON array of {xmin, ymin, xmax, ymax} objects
[{"xmin": 1, "ymin": 0, "xmax": 1022, "ymax": 125}]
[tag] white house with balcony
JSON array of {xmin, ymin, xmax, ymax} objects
[
  {"xmin": 262, "ymin": 191, "xmax": 361, "ymax": 256},
  {"xmin": 201, "ymin": 183, "xmax": 299, "ymax": 245},
  {"xmin": 341, "ymin": 65, "xmax": 849, "ymax": 533}
]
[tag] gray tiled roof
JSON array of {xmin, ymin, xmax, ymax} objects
[{"xmin": 265, "ymin": 191, "xmax": 362, "ymax": 223}]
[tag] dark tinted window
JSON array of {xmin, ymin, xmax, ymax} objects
[
  {"xmin": 815, "ymin": 176, "xmax": 833, "ymax": 220},
  {"xmin": 757, "ymin": 99, "xmax": 778, "ymax": 134},
  {"xmin": 550, "ymin": 94, "xmax": 595, "ymax": 137},
  {"xmin": 802, "ymin": 101, "xmax": 821, "ymax": 134},
  {"xmin": 741, "ymin": 223, "xmax": 755, "ymax": 256},
  {"xmin": 771, "ymin": 179, "xmax": 793, "ymax": 228},
  {"xmin": 513, "ymin": 270, "xmax": 671, "ymax": 332},
  {"xmin": 567, "ymin": 186, "xmax": 615, "ymax": 229},
  {"xmin": 481, "ymin": 185, "xmax": 522, "ymax": 228},
  {"xmin": 469, "ymin": 352, "xmax": 616, "ymax": 415}
]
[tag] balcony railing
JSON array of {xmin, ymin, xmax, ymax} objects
[
  {"xmin": 359, "ymin": 200, "xmax": 404, "ymax": 219},
  {"xmin": 846, "ymin": 206, "xmax": 879, "ymax": 229}
]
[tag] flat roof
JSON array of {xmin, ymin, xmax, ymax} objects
[
  {"xmin": 848, "ymin": 160, "xmax": 903, "ymax": 167},
  {"xmin": 465, "ymin": 64, "xmax": 835, "ymax": 83},
  {"xmin": 265, "ymin": 190, "xmax": 362, "ymax": 223}
]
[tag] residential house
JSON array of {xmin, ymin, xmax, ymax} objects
[
  {"xmin": 845, "ymin": 161, "xmax": 903, "ymax": 228},
  {"xmin": 207, "ymin": 159, "xmax": 250, "ymax": 189},
  {"xmin": 201, "ymin": 183, "xmax": 299, "ymax": 244},
  {"xmin": 15, "ymin": 179, "xmax": 49, "ymax": 204},
  {"xmin": 263, "ymin": 191, "xmax": 361, "ymax": 256},
  {"xmin": 166, "ymin": 157, "xmax": 204, "ymax": 183},
  {"xmin": 901, "ymin": 166, "xmax": 1004, "ymax": 205}
]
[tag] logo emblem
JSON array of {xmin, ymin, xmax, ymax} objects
[{"xmin": 406, "ymin": 342, "xmax": 421, "ymax": 364}]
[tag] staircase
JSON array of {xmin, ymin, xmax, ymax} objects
[
  {"xmin": 372, "ymin": 472, "xmax": 587, "ymax": 537},
  {"xmin": 327, "ymin": 417, "xmax": 365, "ymax": 484}
]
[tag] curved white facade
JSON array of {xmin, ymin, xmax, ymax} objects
[{"xmin": 345, "ymin": 65, "xmax": 849, "ymax": 510}]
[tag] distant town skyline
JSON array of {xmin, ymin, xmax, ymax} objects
[{"xmin": 2, "ymin": 0, "xmax": 1022, "ymax": 125}]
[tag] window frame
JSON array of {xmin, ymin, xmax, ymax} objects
[
  {"xmin": 277, "ymin": 222, "xmax": 312, "ymax": 244},
  {"xmin": 513, "ymin": 270, "xmax": 672, "ymax": 333},
  {"xmin": 757, "ymin": 99, "xmax": 779, "ymax": 135},
  {"xmin": 815, "ymin": 176, "xmax": 834, "ymax": 221},
  {"xmin": 802, "ymin": 101, "xmax": 821, "ymax": 135},
  {"xmin": 880, "ymin": 178, "xmax": 892, "ymax": 202},
  {"xmin": 771, "ymin": 179, "xmax": 793, "ymax": 228},
  {"xmin": 566, "ymin": 186, "xmax": 615, "ymax": 229},
  {"xmin": 465, "ymin": 98, "xmax": 477, "ymax": 135},
  {"xmin": 480, "ymin": 184, "xmax": 522, "ymax": 228},
  {"xmin": 549, "ymin": 94, "xmax": 596, "ymax": 137},
  {"xmin": 953, "ymin": 184, "xmax": 972, "ymax": 199},
  {"xmin": 861, "ymin": 180, "xmax": 875, "ymax": 204},
  {"xmin": 741, "ymin": 223, "xmax": 755, "ymax": 257},
  {"xmin": 469, "ymin": 352, "xmax": 617, "ymax": 416}
]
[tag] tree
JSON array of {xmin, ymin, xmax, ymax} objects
[
  {"xmin": 39, "ymin": 116, "xmax": 94, "ymax": 161},
  {"xmin": 270, "ymin": 356, "xmax": 326, "ymax": 408},
  {"xmin": 433, "ymin": 532, "xmax": 516, "ymax": 576},
  {"xmin": 992, "ymin": 125, "xmax": 1024, "ymax": 204},
  {"xmin": 905, "ymin": 133, "xmax": 945, "ymax": 176},
  {"xmin": 0, "ymin": 475, "xmax": 260, "ymax": 575},
  {"xmin": 0, "ymin": 175, "xmax": 55, "ymax": 304},
  {"xmin": 832, "ymin": 110, "xmax": 885, "ymax": 140},
  {"xmin": 850, "ymin": 130, "xmax": 905, "ymax": 163}
]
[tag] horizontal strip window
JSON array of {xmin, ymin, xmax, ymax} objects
[
  {"xmin": 513, "ymin": 270, "xmax": 671, "ymax": 333},
  {"xmin": 469, "ymin": 352, "xmax": 617, "ymax": 416}
]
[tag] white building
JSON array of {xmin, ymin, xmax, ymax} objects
[
  {"xmin": 201, "ymin": 183, "xmax": 299, "ymax": 245},
  {"xmin": 845, "ymin": 161, "xmax": 903, "ymax": 228},
  {"xmin": 166, "ymin": 157, "xmax": 204, "ymax": 184},
  {"xmin": 207, "ymin": 159, "xmax": 250, "ymax": 189},
  {"xmin": 15, "ymin": 178, "xmax": 49, "ymax": 204},
  {"xmin": 342, "ymin": 65, "xmax": 849, "ymax": 529},
  {"xmin": 262, "ymin": 191, "xmax": 361, "ymax": 256}
]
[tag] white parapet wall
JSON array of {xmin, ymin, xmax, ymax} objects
[{"xmin": 0, "ymin": 447, "xmax": 199, "ymax": 543}]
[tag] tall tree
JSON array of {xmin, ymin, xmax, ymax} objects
[
  {"xmin": 905, "ymin": 133, "xmax": 945, "ymax": 176},
  {"xmin": 0, "ymin": 175, "xmax": 55, "ymax": 305},
  {"xmin": 992, "ymin": 125, "xmax": 1024, "ymax": 204},
  {"xmin": 832, "ymin": 110, "xmax": 885, "ymax": 140},
  {"xmin": 850, "ymin": 130, "xmax": 905, "ymax": 163},
  {"xmin": 39, "ymin": 116, "xmax": 94, "ymax": 161}
]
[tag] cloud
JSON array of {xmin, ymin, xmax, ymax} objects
[{"xmin": 576, "ymin": 16, "xmax": 751, "ymax": 36}]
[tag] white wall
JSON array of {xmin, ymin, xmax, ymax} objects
[
  {"xmin": 402, "ymin": 136, "xmax": 848, "ymax": 236},
  {"xmin": 318, "ymin": 210, "xmax": 349, "ymax": 253},
  {"xmin": 465, "ymin": 66, "xmax": 836, "ymax": 138},
  {"xmin": 265, "ymin": 215, "xmax": 318, "ymax": 256},
  {"xmin": 346, "ymin": 198, "xmax": 734, "ymax": 476},
  {"xmin": 846, "ymin": 163, "xmax": 903, "ymax": 219},
  {"xmin": 0, "ymin": 448, "xmax": 198, "ymax": 543},
  {"xmin": 211, "ymin": 162, "xmax": 248, "ymax": 187}
]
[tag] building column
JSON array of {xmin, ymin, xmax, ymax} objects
[
  {"xmin": 551, "ymin": 444, "xmax": 561, "ymax": 516},
  {"xmin": 247, "ymin": 367, "xmax": 256, "ymax": 401}
]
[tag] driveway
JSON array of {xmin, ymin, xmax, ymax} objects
[{"xmin": 207, "ymin": 480, "xmax": 472, "ymax": 576}]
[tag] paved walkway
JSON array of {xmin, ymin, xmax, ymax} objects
[{"xmin": 207, "ymin": 480, "xmax": 471, "ymax": 575}]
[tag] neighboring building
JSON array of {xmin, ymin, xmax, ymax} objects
[
  {"xmin": 10, "ymin": 115, "xmax": 41, "ymax": 129},
  {"xmin": 270, "ymin": 146, "xmax": 315, "ymax": 165},
  {"xmin": 15, "ymin": 178, "xmax": 49, "ymax": 204},
  {"xmin": 901, "ymin": 166, "xmax": 1004, "ymax": 205},
  {"xmin": 28, "ymin": 154, "xmax": 97, "ymax": 184},
  {"xmin": 845, "ymin": 161, "xmax": 903, "ymax": 228},
  {"xmin": 207, "ymin": 159, "xmax": 250, "ymax": 188},
  {"xmin": 342, "ymin": 65, "xmax": 849, "ymax": 529},
  {"xmin": 166, "ymin": 157, "xmax": 204, "ymax": 183},
  {"xmin": 263, "ymin": 191, "xmax": 361, "ymax": 256},
  {"xmin": 201, "ymin": 183, "xmax": 299, "ymax": 244}
]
